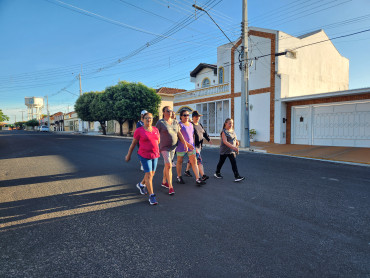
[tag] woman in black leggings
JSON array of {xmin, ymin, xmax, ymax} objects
[{"xmin": 214, "ymin": 118, "xmax": 245, "ymax": 182}]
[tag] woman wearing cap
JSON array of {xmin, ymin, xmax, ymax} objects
[
  {"xmin": 126, "ymin": 112, "xmax": 160, "ymax": 205},
  {"xmin": 156, "ymin": 106, "xmax": 194, "ymax": 195},
  {"xmin": 176, "ymin": 110, "xmax": 206, "ymax": 186},
  {"xmin": 184, "ymin": 110, "xmax": 212, "ymax": 181}
]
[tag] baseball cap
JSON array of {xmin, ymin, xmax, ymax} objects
[
  {"xmin": 141, "ymin": 110, "xmax": 148, "ymax": 115},
  {"xmin": 192, "ymin": 110, "xmax": 203, "ymax": 117}
]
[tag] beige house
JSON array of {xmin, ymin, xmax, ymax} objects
[{"xmin": 64, "ymin": 111, "xmax": 79, "ymax": 131}]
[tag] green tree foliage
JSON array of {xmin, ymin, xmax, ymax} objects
[
  {"xmin": 25, "ymin": 119, "xmax": 39, "ymax": 128},
  {"xmin": 105, "ymin": 81, "xmax": 161, "ymax": 136},
  {"xmin": 90, "ymin": 91, "xmax": 113, "ymax": 135},
  {"xmin": 0, "ymin": 109, "xmax": 9, "ymax": 122},
  {"xmin": 14, "ymin": 121, "xmax": 26, "ymax": 129},
  {"xmin": 74, "ymin": 92, "xmax": 96, "ymax": 123}
]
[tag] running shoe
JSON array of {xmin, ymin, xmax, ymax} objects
[
  {"xmin": 234, "ymin": 176, "xmax": 245, "ymax": 182},
  {"xmin": 214, "ymin": 173, "xmax": 223, "ymax": 179},
  {"xmin": 176, "ymin": 176, "xmax": 185, "ymax": 184},
  {"xmin": 136, "ymin": 183, "xmax": 146, "ymax": 195},
  {"xmin": 172, "ymin": 161, "xmax": 176, "ymax": 167},
  {"xmin": 201, "ymin": 174, "xmax": 209, "ymax": 181},
  {"xmin": 149, "ymin": 194, "xmax": 158, "ymax": 205},
  {"xmin": 184, "ymin": 170, "xmax": 192, "ymax": 177},
  {"xmin": 140, "ymin": 165, "xmax": 144, "ymax": 171},
  {"xmin": 168, "ymin": 187, "xmax": 175, "ymax": 195},
  {"xmin": 161, "ymin": 182, "xmax": 169, "ymax": 189},
  {"xmin": 196, "ymin": 178, "xmax": 206, "ymax": 185}
]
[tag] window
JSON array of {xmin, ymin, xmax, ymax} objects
[
  {"xmin": 202, "ymin": 78, "xmax": 210, "ymax": 88},
  {"xmin": 196, "ymin": 100, "xmax": 229, "ymax": 136},
  {"xmin": 218, "ymin": 67, "xmax": 224, "ymax": 84}
]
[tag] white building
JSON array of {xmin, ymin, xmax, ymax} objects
[{"xmin": 173, "ymin": 27, "xmax": 370, "ymax": 147}]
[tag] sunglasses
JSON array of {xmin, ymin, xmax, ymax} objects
[
  {"xmin": 182, "ymin": 114, "xmax": 190, "ymax": 117},
  {"xmin": 166, "ymin": 110, "xmax": 173, "ymax": 113}
]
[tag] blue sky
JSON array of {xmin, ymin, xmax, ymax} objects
[{"xmin": 1, "ymin": 0, "xmax": 369, "ymax": 123}]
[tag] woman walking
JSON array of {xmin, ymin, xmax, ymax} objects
[
  {"xmin": 214, "ymin": 118, "xmax": 245, "ymax": 182},
  {"xmin": 176, "ymin": 110, "xmax": 206, "ymax": 186},
  {"xmin": 126, "ymin": 112, "xmax": 160, "ymax": 205},
  {"xmin": 156, "ymin": 106, "xmax": 194, "ymax": 195},
  {"xmin": 184, "ymin": 110, "xmax": 212, "ymax": 181}
]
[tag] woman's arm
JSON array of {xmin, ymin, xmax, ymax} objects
[
  {"xmin": 177, "ymin": 130, "xmax": 194, "ymax": 151},
  {"xmin": 125, "ymin": 138, "xmax": 138, "ymax": 162}
]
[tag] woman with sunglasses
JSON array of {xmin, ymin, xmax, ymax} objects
[
  {"xmin": 126, "ymin": 112, "xmax": 160, "ymax": 205},
  {"xmin": 176, "ymin": 110, "xmax": 206, "ymax": 186},
  {"xmin": 156, "ymin": 106, "xmax": 194, "ymax": 195}
]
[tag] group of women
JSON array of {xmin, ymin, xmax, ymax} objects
[{"xmin": 125, "ymin": 106, "xmax": 244, "ymax": 206}]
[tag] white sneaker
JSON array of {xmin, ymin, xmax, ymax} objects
[
  {"xmin": 172, "ymin": 162, "xmax": 176, "ymax": 167},
  {"xmin": 140, "ymin": 165, "xmax": 144, "ymax": 171}
]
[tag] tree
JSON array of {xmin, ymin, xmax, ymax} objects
[
  {"xmin": 105, "ymin": 81, "xmax": 161, "ymax": 136},
  {"xmin": 25, "ymin": 119, "xmax": 39, "ymax": 128},
  {"xmin": 0, "ymin": 109, "xmax": 9, "ymax": 122},
  {"xmin": 90, "ymin": 91, "xmax": 113, "ymax": 135},
  {"xmin": 75, "ymin": 92, "xmax": 96, "ymax": 123}
]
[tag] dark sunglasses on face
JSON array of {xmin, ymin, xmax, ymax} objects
[
  {"xmin": 166, "ymin": 110, "xmax": 173, "ymax": 113},
  {"xmin": 182, "ymin": 114, "xmax": 189, "ymax": 117}
]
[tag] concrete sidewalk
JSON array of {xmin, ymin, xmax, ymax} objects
[
  {"xmin": 53, "ymin": 131, "xmax": 370, "ymax": 166},
  {"xmin": 203, "ymin": 139, "xmax": 370, "ymax": 166}
]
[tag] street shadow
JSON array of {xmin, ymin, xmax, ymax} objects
[{"xmin": 0, "ymin": 183, "xmax": 144, "ymax": 231}]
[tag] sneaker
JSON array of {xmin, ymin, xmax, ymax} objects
[
  {"xmin": 234, "ymin": 176, "xmax": 245, "ymax": 182},
  {"xmin": 140, "ymin": 165, "xmax": 144, "ymax": 171},
  {"xmin": 168, "ymin": 187, "xmax": 175, "ymax": 195},
  {"xmin": 136, "ymin": 183, "xmax": 146, "ymax": 195},
  {"xmin": 172, "ymin": 161, "xmax": 176, "ymax": 167},
  {"xmin": 149, "ymin": 194, "xmax": 158, "ymax": 205},
  {"xmin": 184, "ymin": 170, "xmax": 192, "ymax": 177},
  {"xmin": 176, "ymin": 176, "xmax": 185, "ymax": 184},
  {"xmin": 201, "ymin": 174, "xmax": 209, "ymax": 181},
  {"xmin": 214, "ymin": 173, "xmax": 223, "ymax": 179},
  {"xmin": 161, "ymin": 182, "xmax": 169, "ymax": 189},
  {"xmin": 196, "ymin": 178, "xmax": 206, "ymax": 186}
]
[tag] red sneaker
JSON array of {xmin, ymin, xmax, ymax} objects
[
  {"xmin": 169, "ymin": 187, "xmax": 175, "ymax": 195},
  {"xmin": 161, "ymin": 182, "xmax": 169, "ymax": 189}
]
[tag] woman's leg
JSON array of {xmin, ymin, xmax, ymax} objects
[
  {"xmin": 189, "ymin": 154, "xmax": 200, "ymax": 180},
  {"xmin": 176, "ymin": 155, "xmax": 184, "ymax": 177},
  {"xmin": 216, "ymin": 154, "xmax": 227, "ymax": 173},
  {"xmin": 164, "ymin": 163, "xmax": 172, "ymax": 188},
  {"xmin": 227, "ymin": 153, "xmax": 240, "ymax": 177},
  {"xmin": 145, "ymin": 172, "xmax": 154, "ymax": 195}
]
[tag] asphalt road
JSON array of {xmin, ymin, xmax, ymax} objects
[{"xmin": 0, "ymin": 130, "xmax": 369, "ymax": 277}]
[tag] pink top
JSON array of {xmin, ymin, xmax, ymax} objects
[{"xmin": 134, "ymin": 126, "xmax": 160, "ymax": 159}]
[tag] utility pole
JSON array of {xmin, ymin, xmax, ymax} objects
[
  {"xmin": 46, "ymin": 95, "xmax": 50, "ymax": 129},
  {"xmin": 20, "ymin": 111, "xmax": 24, "ymax": 122},
  {"xmin": 79, "ymin": 70, "xmax": 85, "ymax": 133},
  {"xmin": 240, "ymin": 0, "xmax": 250, "ymax": 148}
]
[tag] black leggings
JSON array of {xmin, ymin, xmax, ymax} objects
[{"xmin": 216, "ymin": 153, "xmax": 239, "ymax": 177}]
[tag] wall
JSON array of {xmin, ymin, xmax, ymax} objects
[
  {"xmin": 193, "ymin": 68, "xmax": 217, "ymax": 89},
  {"xmin": 277, "ymin": 30, "xmax": 349, "ymax": 98},
  {"xmin": 217, "ymin": 43, "xmax": 231, "ymax": 84},
  {"xmin": 250, "ymin": 93, "xmax": 270, "ymax": 142}
]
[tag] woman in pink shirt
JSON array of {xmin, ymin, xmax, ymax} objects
[{"xmin": 125, "ymin": 112, "xmax": 160, "ymax": 205}]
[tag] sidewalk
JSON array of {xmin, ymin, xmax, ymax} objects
[
  {"xmin": 203, "ymin": 139, "xmax": 370, "ymax": 166},
  {"xmin": 54, "ymin": 131, "xmax": 370, "ymax": 166}
]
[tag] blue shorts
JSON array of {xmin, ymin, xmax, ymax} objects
[{"xmin": 138, "ymin": 154, "xmax": 158, "ymax": 173}]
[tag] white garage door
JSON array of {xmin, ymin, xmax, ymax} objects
[{"xmin": 292, "ymin": 101, "xmax": 370, "ymax": 147}]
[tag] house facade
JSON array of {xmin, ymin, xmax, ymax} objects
[
  {"xmin": 64, "ymin": 111, "xmax": 79, "ymax": 131},
  {"xmin": 173, "ymin": 27, "xmax": 370, "ymax": 147}
]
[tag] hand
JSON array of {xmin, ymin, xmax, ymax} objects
[
  {"xmin": 209, "ymin": 140, "xmax": 213, "ymax": 145},
  {"xmin": 125, "ymin": 155, "xmax": 131, "ymax": 162},
  {"xmin": 186, "ymin": 142, "xmax": 194, "ymax": 151}
]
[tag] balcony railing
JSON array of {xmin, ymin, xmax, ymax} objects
[{"xmin": 175, "ymin": 83, "xmax": 229, "ymax": 102}]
